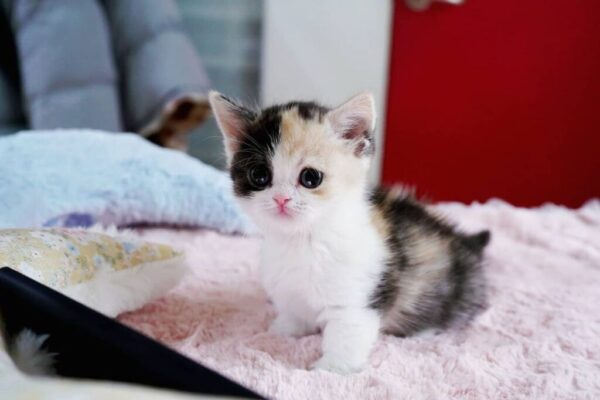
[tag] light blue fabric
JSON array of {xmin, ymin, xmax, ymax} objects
[{"xmin": 0, "ymin": 130, "xmax": 252, "ymax": 234}]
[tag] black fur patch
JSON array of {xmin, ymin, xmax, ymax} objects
[
  {"xmin": 289, "ymin": 101, "xmax": 329, "ymax": 121},
  {"xmin": 369, "ymin": 187, "xmax": 489, "ymax": 336},
  {"xmin": 230, "ymin": 107, "xmax": 280, "ymax": 197}
]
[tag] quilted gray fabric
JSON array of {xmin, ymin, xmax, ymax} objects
[{"xmin": 0, "ymin": 0, "xmax": 209, "ymax": 134}]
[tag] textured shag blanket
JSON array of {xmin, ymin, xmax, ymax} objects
[{"xmin": 120, "ymin": 200, "xmax": 600, "ymax": 400}]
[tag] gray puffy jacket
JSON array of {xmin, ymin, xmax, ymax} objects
[{"xmin": 0, "ymin": 0, "xmax": 210, "ymax": 148}]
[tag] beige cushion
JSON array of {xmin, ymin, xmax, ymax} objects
[{"xmin": 0, "ymin": 228, "xmax": 186, "ymax": 317}]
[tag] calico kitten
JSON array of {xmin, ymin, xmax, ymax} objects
[{"xmin": 209, "ymin": 91, "xmax": 489, "ymax": 374}]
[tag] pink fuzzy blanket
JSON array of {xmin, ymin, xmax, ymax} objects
[{"xmin": 119, "ymin": 200, "xmax": 600, "ymax": 399}]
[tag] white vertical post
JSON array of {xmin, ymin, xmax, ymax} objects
[{"xmin": 261, "ymin": 0, "xmax": 393, "ymax": 183}]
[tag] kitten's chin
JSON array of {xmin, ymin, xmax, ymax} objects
[
  {"xmin": 263, "ymin": 215, "xmax": 303, "ymax": 233},
  {"xmin": 253, "ymin": 212, "xmax": 312, "ymax": 235}
]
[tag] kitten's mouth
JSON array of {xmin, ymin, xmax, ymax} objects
[
  {"xmin": 272, "ymin": 207, "xmax": 293, "ymax": 219},
  {"xmin": 277, "ymin": 209, "xmax": 292, "ymax": 218}
]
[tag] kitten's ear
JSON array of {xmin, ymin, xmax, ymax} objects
[
  {"xmin": 326, "ymin": 92, "xmax": 376, "ymax": 157},
  {"xmin": 209, "ymin": 91, "xmax": 255, "ymax": 164}
]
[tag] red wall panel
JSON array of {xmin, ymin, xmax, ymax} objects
[{"xmin": 383, "ymin": 0, "xmax": 600, "ymax": 207}]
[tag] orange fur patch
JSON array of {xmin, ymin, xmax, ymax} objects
[
  {"xmin": 274, "ymin": 107, "xmax": 370, "ymax": 200},
  {"xmin": 371, "ymin": 206, "xmax": 392, "ymax": 240}
]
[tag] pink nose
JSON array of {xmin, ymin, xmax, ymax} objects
[{"xmin": 273, "ymin": 195, "xmax": 291, "ymax": 208}]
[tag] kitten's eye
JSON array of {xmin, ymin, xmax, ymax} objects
[
  {"xmin": 299, "ymin": 168, "xmax": 323, "ymax": 189},
  {"xmin": 248, "ymin": 165, "xmax": 271, "ymax": 189}
]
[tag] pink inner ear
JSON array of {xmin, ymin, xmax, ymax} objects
[
  {"xmin": 209, "ymin": 92, "xmax": 256, "ymax": 164},
  {"xmin": 328, "ymin": 93, "xmax": 376, "ymax": 142},
  {"xmin": 221, "ymin": 113, "xmax": 245, "ymax": 143},
  {"xmin": 341, "ymin": 117, "xmax": 371, "ymax": 141}
]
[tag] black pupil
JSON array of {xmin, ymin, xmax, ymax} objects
[
  {"xmin": 249, "ymin": 166, "xmax": 271, "ymax": 188},
  {"xmin": 300, "ymin": 168, "xmax": 323, "ymax": 189}
]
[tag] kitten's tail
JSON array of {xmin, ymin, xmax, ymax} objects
[{"xmin": 463, "ymin": 230, "xmax": 491, "ymax": 253}]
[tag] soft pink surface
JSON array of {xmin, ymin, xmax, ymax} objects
[{"xmin": 119, "ymin": 200, "xmax": 600, "ymax": 399}]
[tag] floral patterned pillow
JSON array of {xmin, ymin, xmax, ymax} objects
[{"xmin": 0, "ymin": 229, "xmax": 186, "ymax": 317}]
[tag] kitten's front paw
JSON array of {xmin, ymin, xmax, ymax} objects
[
  {"xmin": 311, "ymin": 355, "xmax": 364, "ymax": 375},
  {"xmin": 268, "ymin": 316, "xmax": 306, "ymax": 337}
]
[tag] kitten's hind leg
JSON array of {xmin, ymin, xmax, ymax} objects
[{"xmin": 312, "ymin": 307, "xmax": 380, "ymax": 374}]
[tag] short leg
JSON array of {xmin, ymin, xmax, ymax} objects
[
  {"xmin": 269, "ymin": 312, "xmax": 311, "ymax": 337},
  {"xmin": 312, "ymin": 307, "xmax": 380, "ymax": 374}
]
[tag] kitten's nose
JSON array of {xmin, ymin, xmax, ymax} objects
[{"xmin": 273, "ymin": 195, "xmax": 291, "ymax": 208}]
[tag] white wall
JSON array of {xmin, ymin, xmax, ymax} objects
[{"xmin": 261, "ymin": 0, "xmax": 393, "ymax": 182}]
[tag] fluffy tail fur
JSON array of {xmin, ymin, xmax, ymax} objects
[{"xmin": 5, "ymin": 328, "xmax": 56, "ymax": 376}]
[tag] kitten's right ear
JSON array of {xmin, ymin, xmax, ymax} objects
[
  {"xmin": 327, "ymin": 92, "xmax": 376, "ymax": 157},
  {"xmin": 209, "ymin": 91, "xmax": 255, "ymax": 165}
]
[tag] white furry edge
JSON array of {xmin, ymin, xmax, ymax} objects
[
  {"xmin": 62, "ymin": 254, "xmax": 188, "ymax": 318},
  {"xmin": 8, "ymin": 329, "xmax": 56, "ymax": 376},
  {"xmin": 0, "ymin": 324, "xmax": 55, "ymax": 376}
]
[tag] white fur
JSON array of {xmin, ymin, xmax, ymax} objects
[
  {"xmin": 8, "ymin": 329, "xmax": 55, "ymax": 376},
  {"xmin": 257, "ymin": 195, "xmax": 387, "ymax": 374}
]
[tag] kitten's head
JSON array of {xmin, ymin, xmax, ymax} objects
[{"xmin": 209, "ymin": 91, "xmax": 376, "ymax": 234}]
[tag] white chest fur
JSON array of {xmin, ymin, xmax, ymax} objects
[{"xmin": 260, "ymin": 211, "xmax": 387, "ymax": 330}]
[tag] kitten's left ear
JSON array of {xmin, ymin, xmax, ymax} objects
[{"xmin": 326, "ymin": 92, "xmax": 376, "ymax": 157}]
